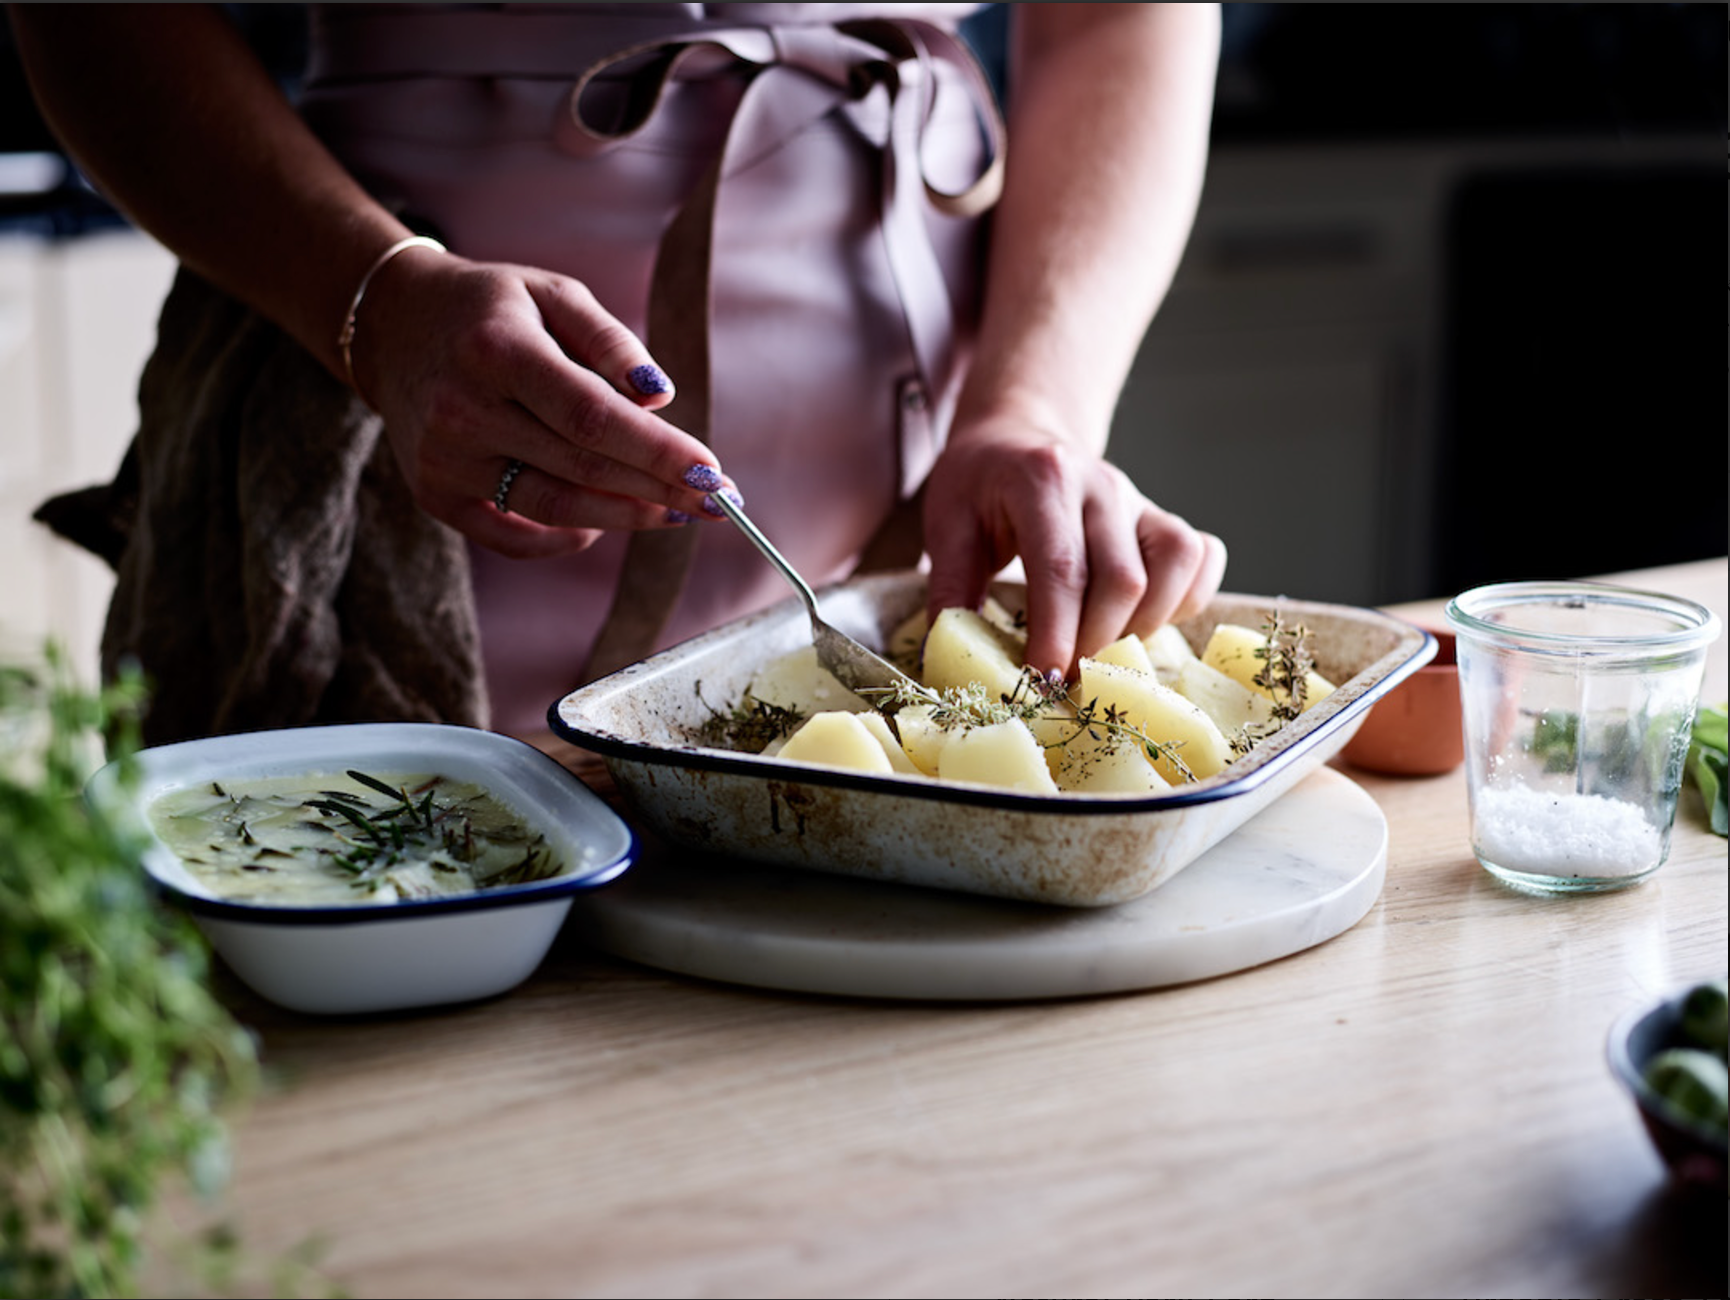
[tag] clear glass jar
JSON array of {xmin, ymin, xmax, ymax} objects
[{"xmin": 1444, "ymin": 581, "xmax": 1720, "ymax": 893}]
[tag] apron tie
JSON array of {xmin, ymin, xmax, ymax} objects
[{"xmin": 576, "ymin": 18, "xmax": 1003, "ymax": 682}]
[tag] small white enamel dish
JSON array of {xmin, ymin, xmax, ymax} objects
[
  {"xmin": 87, "ymin": 723, "xmax": 635, "ymax": 1015},
  {"xmin": 551, "ymin": 571, "xmax": 1433, "ymax": 908}
]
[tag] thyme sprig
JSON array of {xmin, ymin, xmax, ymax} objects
[
  {"xmin": 1253, "ymin": 610, "xmax": 1315, "ymax": 723},
  {"xmin": 1067, "ymin": 693, "xmax": 1198, "ymax": 784},
  {"xmin": 1223, "ymin": 610, "xmax": 1321, "ymax": 755},
  {"xmin": 867, "ymin": 669, "xmax": 1050, "ymax": 731}
]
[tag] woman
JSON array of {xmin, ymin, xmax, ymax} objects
[{"xmin": 14, "ymin": 3, "xmax": 1225, "ymax": 741}]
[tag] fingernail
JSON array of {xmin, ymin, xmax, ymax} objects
[
  {"xmin": 665, "ymin": 508, "xmax": 693, "ymax": 525},
  {"xmin": 1043, "ymin": 668, "xmax": 1066, "ymax": 694},
  {"xmin": 629, "ymin": 363, "xmax": 672, "ymax": 396},
  {"xmin": 683, "ymin": 464, "xmax": 723, "ymax": 492},
  {"xmin": 701, "ymin": 487, "xmax": 743, "ymax": 517}
]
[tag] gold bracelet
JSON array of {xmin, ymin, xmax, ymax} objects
[{"xmin": 336, "ymin": 234, "xmax": 446, "ymax": 408}]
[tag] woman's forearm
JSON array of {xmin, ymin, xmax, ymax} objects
[
  {"xmin": 957, "ymin": 2, "xmax": 1220, "ymax": 449},
  {"xmin": 9, "ymin": 3, "xmax": 410, "ymax": 380}
]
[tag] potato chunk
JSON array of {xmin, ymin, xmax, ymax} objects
[
  {"xmin": 777, "ymin": 712, "xmax": 894, "ymax": 775},
  {"xmin": 1048, "ymin": 721, "xmax": 1170, "ymax": 795},
  {"xmin": 936, "ymin": 720, "xmax": 1059, "ymax": 794},
  {"xmin": 747, "ymin": 645, "xmax": 869, "ymax": 715},
  {"xmin": 1177, "ymin": 658, "xmax": 1277, "ymax": 738},
  {"xmin": 1142, "ymin": 624, "xmax": 1198, "ymax": 686},
  {"xmin": 892, "ymin": 703, "xmax": 951, "ymax": 777},
  {"xmin": 1201, "ymin": 623, "xmax": 1336, "ymax": 712},
  {"xmin": 921, "ymin": 607, "xmax": 1029, "ymax": 702},
  {"xmin": 1091, "ymin": 633, "xmax": 1156, "ymax": 676},
  {"xmin": 1077, "ymin": 658, "xmax": 1233, "ymax": 784},
  {"xmin": 855, "ymin": 710, "xmax": 925, "ymax": 777}
]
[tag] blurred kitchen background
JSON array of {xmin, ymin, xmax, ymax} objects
[{"xmin": 2, "ymin": 4, "xmax": 1724, "ymax": 686}]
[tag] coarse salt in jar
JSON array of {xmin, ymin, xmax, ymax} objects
[{"xmin": 1445, "ymin": 581, "xmax": 1720, "ymax": 894}]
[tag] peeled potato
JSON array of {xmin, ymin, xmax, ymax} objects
[
  {"xmin": 936, "ymin": 719, "xmax": 1059, "ymax": 794},
  {"xmin": 977, "ymin": 595, "xmax": 1026, "ymax": 640},
  {"xmin": 1048, "ymin": 722, "xmax": 1170, "ymax": 795},
  {"xmin": 1091, "ymin": 633, "xmax": 1156, "ymax": 677},
  {"xmin": 856, "ymin": 710, "xmax": 925, "ymax": 777},
  {"xmin": 1177, "ymin": 658, "xmax": 1277, "ymax": 737},
  {"xmin": 777, "ymin": 711, "xmax": 894, "ymax": 775},
  {"xmin": 748, "ymin": 645, "xmax": 869, "ymax": 715},
  {"xmin": 1201, "ymin": 623, "xmax": 1336, "ymax": 712},
  {"xmin": 892, "ymin": 703, "xmax": 951, "ymax": 777},
  {"xmin": 888, "ymin": 597, "xmax": 1025, "ymax": 678},
  {"xmin": 921, "ymin": 607, "xmax": 1029, "ymax": 701},
  {"xmin": 1142, "ymin": 624, "xmax": 1198, "ymax": 686},
  {"xmin": 1077, "ymin": 657, "xmax": 1234, "ymax": 783},
  {"xmin": 1024, "ymin": 696, "xmax": 1080, "ymax": 780}
]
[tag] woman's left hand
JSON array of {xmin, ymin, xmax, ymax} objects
[{"xmin": 922, "ymin": 408, "xmax": 1226, "ymax": 683}]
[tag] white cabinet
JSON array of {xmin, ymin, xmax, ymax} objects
[{"xmin": 0, "ymin": 231, "xmax": 178, "ymax": 685}]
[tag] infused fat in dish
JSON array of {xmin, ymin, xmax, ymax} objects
[{"xmin": 148, "ymin": 770, "xmax": 566, "ymax": 906}]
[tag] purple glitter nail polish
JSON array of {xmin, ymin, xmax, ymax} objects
[
  {"xmin": 700, "ymin": 487, "xmax": 744, "ymax": 517},
  {"xmin": 665, "ymin": 508, "xmax": 694, "ymax": 525},
  {"xmin": 629, "ymin": 363, "xmax": 672, "ymax": 396},
  {"xmin": 683, "ymin": 464, "xmax": 723, "ymax": 492}
]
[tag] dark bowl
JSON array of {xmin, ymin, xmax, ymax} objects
[{"xmin": 1606, "ymin": 984, "xmax": 1729, "ymax": 1191}]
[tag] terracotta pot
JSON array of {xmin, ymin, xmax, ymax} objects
[{"xmin": 1341, "ymin": 625, "xmax": 1464, "ymax": 776}]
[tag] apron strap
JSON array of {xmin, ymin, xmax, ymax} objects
[{"xmin": 564, "ymin": 20, "xmax": 1003, "ymax": 683}]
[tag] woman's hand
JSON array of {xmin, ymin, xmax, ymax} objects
[
  {"xmin": 922, "ymin": 406, "xmax": 1225, "ymax": 681},
  {"xmin": 349, "ymin": 246, "xmax": 730, "ymax": 558},
  {"xmin": 923, "ymin": 3, "xmax": 1225, "ymax": 681}
]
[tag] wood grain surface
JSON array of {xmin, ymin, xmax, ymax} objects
[{"xmin": 179, "ymin": 561, "xmax": 1728, "ymax": 1299}]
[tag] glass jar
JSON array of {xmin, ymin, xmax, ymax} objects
[{"xmin": 1445, "ymin": 581, "xmax": 1720, "ymax": 893}]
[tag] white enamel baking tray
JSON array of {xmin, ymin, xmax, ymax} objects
[{"xmin": 550, "ymin": 572, "xmax": 1432, "ymax": 908}]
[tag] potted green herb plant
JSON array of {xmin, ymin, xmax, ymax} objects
[{"xmin": 0, "ymin": 644, "xmax": 268, "ymax": 1297}]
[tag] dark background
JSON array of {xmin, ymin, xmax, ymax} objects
[
  {"xmin": 3, "ymin": 3, "xmax": 1723, "ymax": 603},
  {"xmin": 1208, "ymin": 4, "xmax": 1724, "ymax": 597}
]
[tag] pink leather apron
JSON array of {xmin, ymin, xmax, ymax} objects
[{"xmin": 300, "ymin": 3, "xmax": 1000, "ymax": 734}]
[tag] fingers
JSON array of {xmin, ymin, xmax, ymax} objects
[
  {"xmin": 1124, "ymin": 505, "xmax": 1222, "ymax": 636},
  {"xmin": 505, "ymin": 332, "xmax": 729, "ymax": 519},
  {"xmin": 528, "ymin": 273, "xmax": 676, "ymax": 411},
  {"xmin": 924, "ymin": 440, "xmax": 1225, "ymax": 683}
]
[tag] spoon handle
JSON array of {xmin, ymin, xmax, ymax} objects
[{"xmin": 708, "ymin": 490, "xmax": 819, "ymax": 614}]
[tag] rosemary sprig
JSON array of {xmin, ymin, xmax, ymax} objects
[{"xmin": 689, "ymin": 685, "xmax": 808, "ymax": 753}]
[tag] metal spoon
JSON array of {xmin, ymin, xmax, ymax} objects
[{"xmin": 708, "ymin": 490, "xmax": 916, "ymax": 700}]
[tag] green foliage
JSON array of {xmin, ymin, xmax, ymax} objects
[
  {"xmin": 0, "ymin": 647, "xmax": 260, "ymax": 1298},
  {"xmin": 1687, "ymin": 702, "xmax": 1727, "ymax": 837}
]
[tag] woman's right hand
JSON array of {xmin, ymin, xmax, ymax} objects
[{"xmin": 343, "ymin": 243, "xmax": 731, "ymax": 558}]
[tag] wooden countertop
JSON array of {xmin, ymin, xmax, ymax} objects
[{"xmin": 200, "ymin": 560, "xmax": 1728, "ymax": 1299}]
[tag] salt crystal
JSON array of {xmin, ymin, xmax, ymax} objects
[{"xmin": 1472, "ymin": 784, "xmax": 1661, "ymax": 879}]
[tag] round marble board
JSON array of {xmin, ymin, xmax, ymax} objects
[{"xmin": 564, "ymin": 766, "xmax": 1386, "ymax": 1001}]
